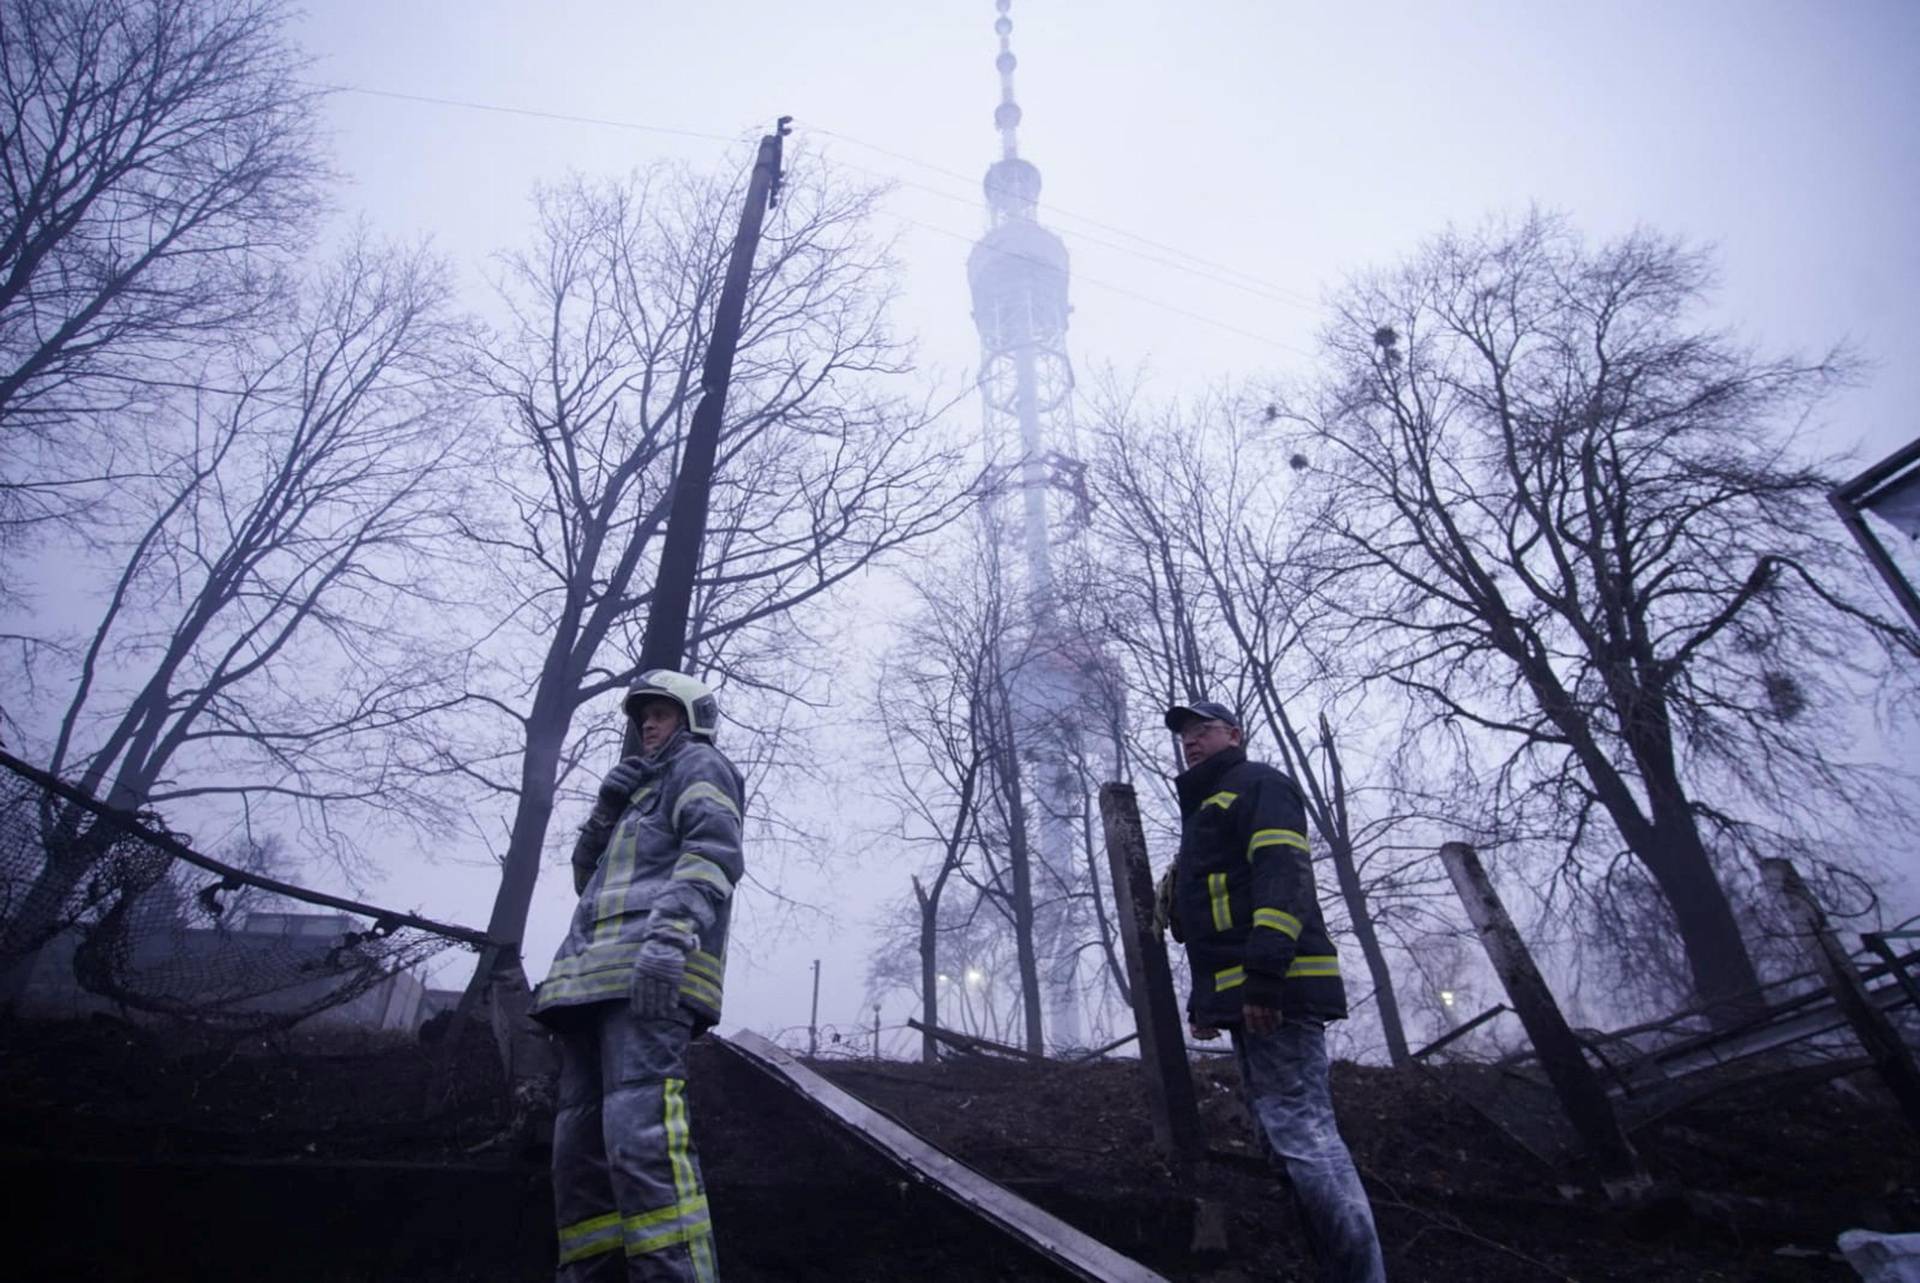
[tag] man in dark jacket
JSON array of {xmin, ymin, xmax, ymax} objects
[{"xmin": 1161, "ymin": 698, "xmax": 1385, "ymax": 1283}]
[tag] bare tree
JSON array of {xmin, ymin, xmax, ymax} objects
[
  {"xmin": 1285, "ymin": 212, "xmax": 1918, "ymax": 1022},
  {"xmin": 0, "ymin": 0, "xmax": 324, "ymax": 545},
  {"xmin": 873, "ymin": 585, "xmax": 991, "ymax": 1062},
  {"xmin": 441, "ymin": 159, "xmax": 972, "ymax": 967},
  {"xmin": 1076, "ymin": 391, "xmax": 1422, "ymax": 1063},
  {"xmin": 1, "ymin": 235, "xmax": 469, "ymax": 989}
]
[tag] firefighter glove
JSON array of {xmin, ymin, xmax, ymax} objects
[
  {"xmin": 631, "ymin": 913, "xmax": 696, "ymax": 1020},
  {"xmin": 1154, "ymin": 867, "xmax": 1182, "ymax": 942},
  {"xmin": 596, "ymin": 756, "xmax": 648, "ymax": 817},
  {"xmin": 572, "ymin": 815, "xmax": 614, "ymax": 894}
]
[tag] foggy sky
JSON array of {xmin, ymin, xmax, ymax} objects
[{"xmin": 284, "ymin": 0, "xmax": 1920, "ymax": 1046}]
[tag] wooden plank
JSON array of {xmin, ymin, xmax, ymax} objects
[
  {"xmin": 1439, "ymin": 842, "xmax": 1645, "ymax": 1187},
  {"xmin": 1762, "ymin": 858, "xmax": 1920, "ymax": 1131},
  {"xmin": 907, "ymin": 1017, "xmax": 1051, "ymax": 1063},
  {"xmin": 1097, "ymin": 783, "xmax": 1202, "ymax": 1170},
  {"xmin": 714, "ymin": 1030, "xmax": 1171, "ymax": 1283}
]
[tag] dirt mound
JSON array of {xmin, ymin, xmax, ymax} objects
[{"xmin": 3, "ymin": 1015, "xmax": 1914, "ymax": 1280}]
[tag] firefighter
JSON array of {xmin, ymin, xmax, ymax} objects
[
  {"xmin": 531, "ymin": 669, "xmax": 743, "ymax": 1283},
  {"xmin": 1158, "ymin": 698, "xmax": 1386, "ymax": 1283}
]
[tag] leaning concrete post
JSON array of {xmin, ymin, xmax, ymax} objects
[
  {"xmin": 1438, "ymin": 842, "xmax": 1645, "ymax": 1184},
  {"xmin": 1762, "ymin": 858, "xmax": 1920, "ymax": 1132},
  {"xmin": 1099, "ymin": 783, "xmax": 1202, "ymax": 1170}
]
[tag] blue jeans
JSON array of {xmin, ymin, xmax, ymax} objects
[
  {"xmin": 552, "ymin": 1003, "xmax": 717, "ymax": 1283},
  {"xmin": 1232, "ymin": 1019, "xmax": 1386, "ymax": 1283}
]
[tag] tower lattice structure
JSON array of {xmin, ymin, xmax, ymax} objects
[{"xmin": 966, "ymin": 0, "xmax": 1104, "ymax": 1048}]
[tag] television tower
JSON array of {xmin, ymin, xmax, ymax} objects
[{"xmin": 967, "ymin": 0, "xmax": 1093, "ymax": 1047}]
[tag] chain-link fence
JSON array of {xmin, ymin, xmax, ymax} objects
[{"xmin": 0, "ymin": 749, "xmax": 491, "ymax": 1039}]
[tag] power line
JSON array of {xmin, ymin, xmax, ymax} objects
[
  {"xmin": 893, "ymin": 213, "xmax": 1317, "ymax": 360},
  {"xmin": 818, "ymin": 147, "xmax": 1321, "ymax": 316},
  {"xmin": 312, "ymin": 82, "xmax": 749, "ymax": 146},
  {"xmin": 308, "ymin": 81, "xmax": 1321, "ymax": 358},
  {"xmin": 803, "ymin": 120, "xmax": 1324, "ymax": 312}
]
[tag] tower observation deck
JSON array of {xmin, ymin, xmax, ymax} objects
[{"xmin": 967, "ymin": 0, "xmax": 1083, "ymax": 602}]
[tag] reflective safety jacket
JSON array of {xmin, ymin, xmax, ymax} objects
[
  {"xmin": 1169, "ymin": 747, "xmax": 1347, "ymax": 1028},
  {"xmin": 532, "ymin": 731, "xmax": 745, "ymax": 1033}
]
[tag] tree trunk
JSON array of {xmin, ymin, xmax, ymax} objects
[
  {"xmin": 1316, "ymin": 718, "xmax": 1410, "ymax": 1065},
  {"xmin": 1323, "ymin": 831, "xmax": 1410, "ymax": 1066},
  {"xmin": 483, "ymin": 704, "xmax": 571, "ymax": 951},
  {"xmin": 995, "ymin": 732, "xmax": 1046, "ymax": 1056}
]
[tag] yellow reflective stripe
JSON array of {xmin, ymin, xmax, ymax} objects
[
  {"xmin": 665, "ymin": 1078, "xmax": 698, "ymax": 1200},
  {"xmin": 592, "ymin": 791, "xmax": 653, "ymax": 944},
  {"xmin": 536, "ymin": 971, "xmax": 630, "ymax": 1005},
  {"xmin": 547, "ymin": 941, "xmax": 646, "ymax": 976},
  {"xmin": 1207, "ymin": 872, "xmax": 1231, "ymax": 932},
  {"xmin": 684, "ymin": 949, "xmax": 722, "ymax": 980},
  {"xmin": 1286, "ymin": 954, "xmax": 1340, "ymax": 978},
  {"xmin": 655, "ymin": 1077, "xmax": 715, "ymax": 1279},
  {"xmin": 678, "ymin": 971, "xmax": 722, "ymax": 1008},
  {"xmin": 1214, "ymin": 964, "xmax": 1246, "ymax": 992},
  {"xmin": 558, "ymin": 1212, "xmax": 623, "ymax": 1264},
  {"xmin": 690, "ymin": 1206, "xmax": 718, "ymax": 1283},
  {"xmin": 1201, "ymin": 790, "xmax": 1238, "ymax": 811},
  {"xmin": 671, "ymin": 853, "xmax": 735, "ymax": 895},
  {"xmin": 1253, "ymin": 907, "xmax": 1303, "ymax": 939},
  {"xmin": 672, "ymin": 780, "xmax": 741, "ymax": 829},
  {"xmin": 626, "ymin": 1207, "xmax": 713, "ymax": 1257},
  {"xmin": 1247, "ymin": 828, "xmax": 1309, "ymax": 861}
]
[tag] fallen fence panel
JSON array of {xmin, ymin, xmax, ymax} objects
[{"xmin": 714, "ymin": 1029, "xmax": 1171, "ymax": 1283}]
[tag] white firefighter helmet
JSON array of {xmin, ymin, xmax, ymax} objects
[{"xmin": 624, "ymin": 669, "xmax": 720, "ymax": 742}]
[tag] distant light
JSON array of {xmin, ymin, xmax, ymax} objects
[
  {"xmin": 965, "ymin": 968, "xmax": 986, "ymax": 988},
  {"xmin": 938, "ymin": 973, "xmax": 952, "ymax": 984},
  {"xmin": 1439, "ymin": 989, "xmax": 1455, "ymax": 1009}
]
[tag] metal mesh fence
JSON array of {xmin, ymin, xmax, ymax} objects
[{"xmin": 0, "ymin": 750, "xmax": 489, "ymax": 1038}]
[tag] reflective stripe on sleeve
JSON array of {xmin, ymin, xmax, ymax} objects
[
  {"xmin": 672, "ymin": 780, "xmax": 741, "ymax": 829},
  {"xmin": 1285, "ymin": 954, "xmax": 1340, "ymax": 978},
  {"xmin": 1253, "ymin": 907, "xmax": 1303, "ymax": 939},
  {"xmin": 671, "ymin": 853, "xmax": 735, "ymax": 896},
  {"xmin": 1247, "ymin": 828, "xmax": 1309, "ymax": 860},
  {"xmin": 1214, "ymin": 964, "xmax": 1245, "ymax": 992}
]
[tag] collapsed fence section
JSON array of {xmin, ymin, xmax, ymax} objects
[{"xmin": 0, "ymin": 749, "xmax": 491, "ymax": 1040}]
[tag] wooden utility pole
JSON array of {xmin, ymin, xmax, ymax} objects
[
  {"xmin": 1762, "ymin": 858, "xmax": 1920, "ymax": 1131},
  {"xmin": 448, "ymin": 121, "xmax": 795, "ymax": 1083},
  {"xmin": 622, "ymin": 116, "xmax": 793, "ymax": 756},
  {"xmin": 1438, "ymin": 842, "xmax": 1645, "ymax": 1185},
  {"xmin": 809, "ymin": 957, "xmax": 821, "ymax": 1059},
  {"xmin": 1098, "ymin": 783, "xmax": 1201, "ymax": 1169}
]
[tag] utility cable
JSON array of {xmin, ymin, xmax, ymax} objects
[
  {"xmin": 311, "ymin": 81, "xmax": 1320, "ymax": 357},
  {"xmin": 892, "ymin": 212, "xmax": 1317, "ymax": 360},
  {"xmin": 803, "ymin": 120, "xmax": 1324, "ymax": 312},
  {"xmin": 313, "ymin": 81, "xmax": 751, "ymax": 146}
]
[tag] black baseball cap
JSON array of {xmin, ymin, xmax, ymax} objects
[{"xmin": 1164, "ymin": 699, "xmax": 1240, "ymax": 733}]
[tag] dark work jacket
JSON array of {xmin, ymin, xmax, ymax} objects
[{"xmin": 1171, "ymin": 747, "xmax": 1347, "ymax": 1027}]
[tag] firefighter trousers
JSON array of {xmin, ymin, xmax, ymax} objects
[
  {"xmin": 552, "ymin": 1002, "xmax": 717, "ymax": 1283},
  {"xmin": 1232, "ymin": 1019, "xmax": 1386, "ymax": 1283}
]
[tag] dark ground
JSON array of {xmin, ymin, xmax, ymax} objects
[{"xmin": 2, "ymin": 1014, "xmax": 1914, "ymax": 1281}]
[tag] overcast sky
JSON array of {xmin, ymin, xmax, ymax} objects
[{"xmin": 291, "ymin": 0, "xmax": 1920, "ymax": 1045}]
